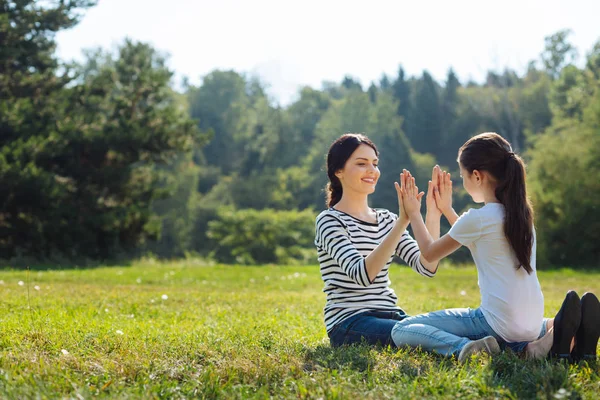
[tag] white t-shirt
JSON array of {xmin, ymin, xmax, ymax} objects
[{"xmin": 448, "ymin": 203, "xmax": 544, "ymax": 342}]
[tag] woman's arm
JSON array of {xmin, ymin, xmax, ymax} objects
[
  {"xmin": 402, "ymin": 173, "xmax": 462, "ymax": 262},
  {"xmin": 364, "ymin": 217, "xmax": 408, "ymax": 282},
  {"xmin": 316, "ymin": 177, "xmax": 413, "ymax": 286},
  {"xmin": 364, "ymin": 175, "xmax": 417, "ymax": 282}
]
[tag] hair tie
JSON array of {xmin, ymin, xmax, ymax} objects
[{"xmin": 505, "ymin": 151, "xmax": 515, "ymax": 161}]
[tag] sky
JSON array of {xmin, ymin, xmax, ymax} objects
[{"xmin": 55, "ymin": 0, "xmax": 600, "ymax": 106}]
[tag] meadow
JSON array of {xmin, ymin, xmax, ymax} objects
[{"xmin": 0, "ymin": 261, "xmax": 598, "ymax": 399}]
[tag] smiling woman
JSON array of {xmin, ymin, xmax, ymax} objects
[{"xmin": 315, "ymin": 133, "xmax": 443, "ymax": 348}]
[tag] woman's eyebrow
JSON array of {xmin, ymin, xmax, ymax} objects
[{"xmin": 355, "ymin": 157, "xmax": 378, "ymax": 162}]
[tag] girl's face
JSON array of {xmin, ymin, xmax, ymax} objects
[
  {"xmin": 459, "ymin": 163, "xmax": 485, "ymax": 203},
  {"xmin": 335, "ymin": 144, "xmax": 380, "ymax": 195}
]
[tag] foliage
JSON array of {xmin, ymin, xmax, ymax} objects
[
  {"xmin": 1, "ymin": 0, "xmax": 598, "ymax": 267},
  {"xmin": 207, "ymin": 208, "xmax": 317, "ymax": 264}
]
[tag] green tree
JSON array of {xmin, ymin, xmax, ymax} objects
[
  {"xmin": 187, "ymin": 70, "xmax": 249, "ymax": 175},
  {"xmin": 391, "ymin": 66, "xmax": 411, "ymax": 121},
  {"xmin": 439, "ymin": 69, "xmax": 461, "ymax": 165},
  {"xmin": 528, "ymin": 48, "xmax": 600, "ymax": 267},
  {"xmin": 0, "ymin": 0, "xmax": 95, "ymax": 259},
  {"xmin": 528, "ymin": 101, "xmax": 600, "ymax": 266},
  {"xmin": 541, "ymin": 29, "xmax": 578, "ymax": 79},
  {"xmin": 408, "ymin": 71, "xmax": 443, "ymax": 157}
]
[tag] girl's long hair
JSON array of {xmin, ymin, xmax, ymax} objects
[
  {"xmin": 459, "ymin": 132, "xmax": 534, "ymax": 274},
  {"xmin": 325, "ymin": 133, "xmax": 379, "ymax": 208}
]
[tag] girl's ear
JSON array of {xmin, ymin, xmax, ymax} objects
[{"xmin": 472, "ymin": 170, "xmax": 482, "ymax": 185}]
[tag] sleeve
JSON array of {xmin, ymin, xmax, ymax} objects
[
  {"xmin": 448, "ymin": 208, "xmax": 482, "ymax": 246},
  {"xmin": 395, "ymin": 230, "xmax": 436, "ymax": 278},
  {"xmin": 388, "ymin": 211, "xmax": 436, "ymax": 278},
  {"xmin": 315, "ymin": 213, "xmax": 372, "ymax": 287}
]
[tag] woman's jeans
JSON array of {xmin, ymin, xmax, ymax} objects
[
  {"xmin": 390, "ymin": 307, "xmax": 548, "ymax": 356},
  {"xmin": 329, "ymin": 308, "xmax": 548, "ymax": 356},
  {"xmin": 328, "ymin": 310, "xmax": 408, "ymax": 347}
]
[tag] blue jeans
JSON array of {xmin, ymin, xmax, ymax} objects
[
  {"xmin": 390, "ymin": 307, "xmax": 548, "ymax": 356},
  {"xmin": 328, "ymin": 310, "xmax": 408, "ymax": 347}
]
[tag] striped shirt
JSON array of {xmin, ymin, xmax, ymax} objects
[{"xmin": 314, "ymin": 207, "xmax": 436, "ymax": 333}]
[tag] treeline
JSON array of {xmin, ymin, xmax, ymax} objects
[{"xmin": 1, "ymin": 1, "xmax": 599, "ymax": 267}]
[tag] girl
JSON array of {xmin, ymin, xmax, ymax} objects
[
  {"xmin": 314, "ymin": 133, "xmax": 443, "ymax": 347},
  {"xmin": 393, "ymin": 132, "xmax": 594, "ymax": 361}
]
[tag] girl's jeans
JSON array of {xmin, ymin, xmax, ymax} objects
[{"xmin": 390, "ymin": 307, "xmax": 548, "ymax": 355}]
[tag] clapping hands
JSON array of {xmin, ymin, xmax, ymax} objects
[{"xmin": 395, "ymin": 165, "xmax": 453, "ymax": 222}]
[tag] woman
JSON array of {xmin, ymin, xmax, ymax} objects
[{"xmin": 314, "ymin": 133, "xmax": 441, "ymax": 347}]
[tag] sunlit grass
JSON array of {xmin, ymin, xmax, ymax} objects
[{"xmin": 0, "ymin": 260, "xmax": 598, "ymax": 399}]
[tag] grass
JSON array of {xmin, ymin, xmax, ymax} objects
[{"xmin": 0, "ymin": 260, "xmax": 598, "ymax": 399}]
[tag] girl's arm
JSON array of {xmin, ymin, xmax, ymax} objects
[
  {"xmin": 409, "ymin": 213, "xmax": 461, "ymax": 262},
  {"xmin": 434, "ymin": 169, "xmax": 460, "ymax": 226},
  {"xmin": 421, "ymin": 166, "xmax": 442, "ymax": 271}
]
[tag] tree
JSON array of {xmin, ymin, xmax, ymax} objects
[
  {"xmin": 0, "ymin": 33, "xmax": 202, "ymax": 259},
  {"xmin": 407, "ymin": 71, "xmax": 443, "ymax": 157},
  {"xmin": 0, "ymin": 0, "xmax": 95, "ymax": 259},
  {"xmin": 341, "ymin": 75, "xmax": 363, "ymax": 92},
  {"xmin": 368, "ymin": 82, "xmax": 378, "ymax": 103},
  {"xmin": 541, "ymin": 29, "xmax": 578, "ymax": 79},
  {"xmin": 528, "ymin": 46, "xmax": 600, "ymax": 267},
  {"xmin": 187, "ymin": 70, "xmax": 249, "ymax": 174},
  {"xmin": 391, "ymin": 66, "xmax": 411, "ymax": 120},
  {"xmin": 439, "ymin": 69, "xmax": 461, "ymax": 165},
  {"xmin": 518, "ymin": 63, "xmax": 552, "ymax": 137}
]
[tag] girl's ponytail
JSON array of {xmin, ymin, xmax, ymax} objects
[{"xmin": 494, "ymin": 153, "xmax": 534, "ymax": 274}]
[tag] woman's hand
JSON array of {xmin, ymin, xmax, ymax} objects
[
  {"xmin": 434, "ymin": 169, "xmax": 453, "ymax": 216},
  {"xmin": 426, "ymin": 165, "xmax": 443, "ymax": 219},
  {"xmin": 394, "ymin": 171, "xmax": 409, "ymax": 224},
  {"xmin": 401, "ymin": 169, "xmax": 424, "ymax": 219}
]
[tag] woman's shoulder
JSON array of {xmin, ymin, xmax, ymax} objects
[
  {"xmin": 316, "ymin": 208, "xmax": 347, "ymax": 226},
  {"xmin": 374, "ymin": 208, "xmax": 396, "ymax": 220}
]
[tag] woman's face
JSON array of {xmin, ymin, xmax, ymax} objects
[{"xmin": 335, "ymin": 144, "xmax": 380, "ymax": 195}]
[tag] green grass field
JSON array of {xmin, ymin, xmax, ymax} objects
[{"xmin": 0, "ymin": 260, "xmax": 598, "ymax": 399}]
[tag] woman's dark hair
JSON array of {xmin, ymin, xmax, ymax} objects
[
  {"xmin": 458, "ymin": 132, "xmax": 534, "ymax": 274},
  {"xmin": 325, "ymin": 133, "xmax": 379, "ymax": 208}
]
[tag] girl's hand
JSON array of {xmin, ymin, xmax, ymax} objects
[
  {"xmin": 401, "ymin": 169, "xmax": 424, "ymax": 218},
  {"xmin": 434, "ymin": 169, "xmax": 453, "ymax": 215},
  {"xmin": 426, "ymin": 165, "xmax": 443, "ymax": 218}
]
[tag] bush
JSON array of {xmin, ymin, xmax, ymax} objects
[{"xmin": 207, "ymin": 208, "xmax": 317, "ymax": 264}]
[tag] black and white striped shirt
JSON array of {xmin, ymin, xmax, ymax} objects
[{"xmin": 314, "ymin": 207, "xmax": 436, "ymax": 333}]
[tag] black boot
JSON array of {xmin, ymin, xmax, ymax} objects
[
  {"xmin": 550, "ymin": 290, "xmax": 581, "ymax": 362},
  {"xmin": 572, "ymin": 292, "xmax": 600, "ymax": 362}
]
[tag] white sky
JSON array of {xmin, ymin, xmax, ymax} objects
[{"xmin": 55, "ymin": 0, "xmax": 600, "ymax": 105}]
